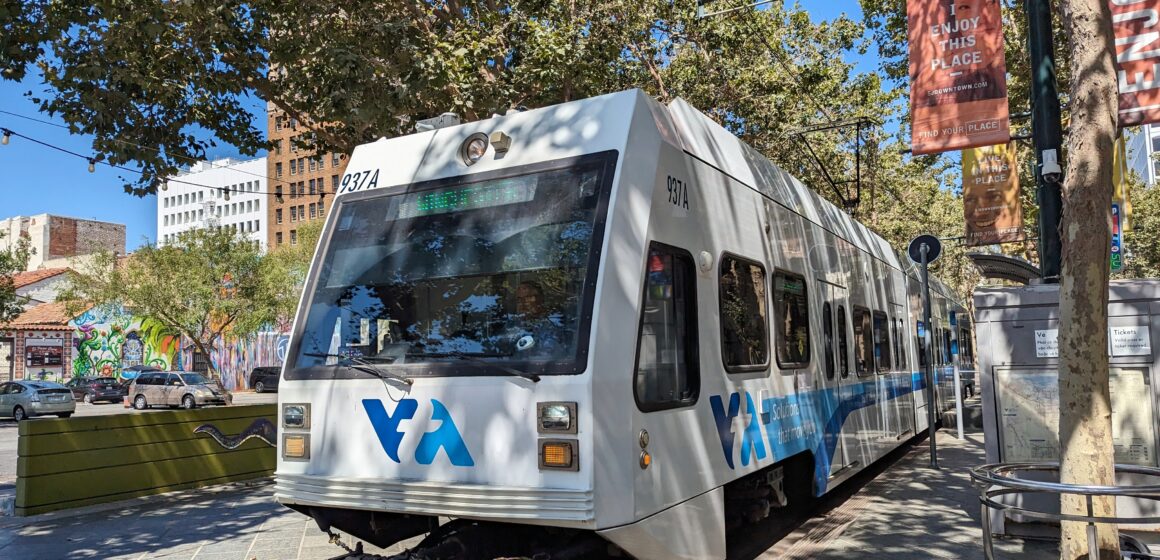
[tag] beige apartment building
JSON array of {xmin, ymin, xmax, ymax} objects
[{"xmin": 266, "ymin": 103, "xmax": 349, "ymax": 248}]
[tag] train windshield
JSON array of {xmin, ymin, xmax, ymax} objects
[{"xmin": 287, "ymin": 152, "xmax": 616, "ymax": 379}]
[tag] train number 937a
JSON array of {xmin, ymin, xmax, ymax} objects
[
  {"xmin": 340, "ymin": 169, "xmax": 381, "ymax": 193},
  {"xmin": 666, "ymin": 175, "xmax": 690, "ymax": 210}
]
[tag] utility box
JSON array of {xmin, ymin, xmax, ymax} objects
[{"xmin": 974, "ymin": 280, "xmax": 1160, "ymax": 535}]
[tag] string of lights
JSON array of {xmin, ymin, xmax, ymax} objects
[
  {"xmin": 0, "ymin": 108, "xmax": 317, "ymax": 191},
  {"xmin": 0, "ymin": 124, "xmax": 334, "ymax": 203}
]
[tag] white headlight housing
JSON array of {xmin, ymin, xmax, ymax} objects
[
  {"xmin": 537, "ymin": 402, "xmax": 577, "ymax": 434},
  {"xmin": 282, "ymin": 403, "xmax": 310, "ymax": 429}
]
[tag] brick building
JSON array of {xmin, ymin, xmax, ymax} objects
[
  {"xmin": 0, "ymin": 214, "xmax": 126, "ymax": 271},
  {"xmin": 266, "ymin": 104, "xmax": 348, "ymax": 248}
]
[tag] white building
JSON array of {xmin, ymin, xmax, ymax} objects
[
  {"xmin": 157, "ymin": 157, "xmax": 268, "ymax": 251},
  {"xmin": 1126, "ymin": 124, "xmax": 1160, "ymax": 187}
]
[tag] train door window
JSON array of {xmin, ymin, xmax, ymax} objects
[
  {"xmin": 822, "ymin": 302, "xmax": 834, "ymax": 379},
  {"xmin": 854, "ymin": 307, "xmax": 873, "ymax": 376},
  {"xmin": 837, "ymin": 306, "xmax": 850, "ymax": 378},
  {"xmin": 719, "ymin": 255, "xmax": 769, "ymax": 371},
  {"xmin": 896, "ymin": 319, "xmax": 908, "ymax": 370},
  {"xmin": 960, "ymin": 325, "xmax": 974, "ymax": 366},
  {"xmin": 917, "ymin": 321, "xmax": 928, "ymax": 367},
  {"xmin": 773, "ymin": 272, "xmax": 810, "ymax": 368},
  {"xmin": 634, "ymin": 243, "xmax": 699, "ymax": 411},
  {"xmin": 873, "ymin": 311, "xmax": 891, "ymax": 373},
  {"xmin": 943, "ymin": 328, "xmax": 952, "ymax": 364}
]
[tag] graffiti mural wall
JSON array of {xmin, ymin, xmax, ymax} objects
[
  {"xmin": 179, "ymin": 332, "xmax": 289, "ymax": 391},
  {"xmin": 70, "ymin": 307, "xmax": 180, "ymax": 379}
]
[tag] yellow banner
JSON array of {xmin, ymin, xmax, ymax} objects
[{"xmin": 963, "ymin": 143, "xmax": 1022, "ymax": 246}]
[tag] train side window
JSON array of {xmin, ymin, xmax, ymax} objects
[
  {"xmin": 917, "ymin": 321, "xmax": 928, "ymax": 367},
  {"xmin": 773, "ymin": 272, "xmax": 811, "ymax": 369},
  {"xmin": 719, "ymin": 255, "xmax": 769, "ymax": 371},
  {"xmin": 854, "ymin": 307, "xmax": 873, "ymax": 376},
  {"xmin": 822, "ymin": 302, "xmax": 834, "ymax": 379},
  {"xmin": 960, "ymin": 325, "xmax": 974, "ymax": 366},
  {"xmin": 873, "ymin": 311, "xmax": 891, "ymax": 373},
  {"xmin": 943, "ymin": 328, "xmax": 952, "ymax": 365},
  {"xmin": 893, "ymin": 318, "xmax": 905, "ymax": 370},
  {"xmin": 837, "ymin": 306, "xmax": 850, "ymax": 378},
  {"xmin": 634, "ymin": 244, "xmax": 699, "ymax": 411}
]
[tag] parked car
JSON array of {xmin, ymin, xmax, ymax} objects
[
  {"xmin": 65, "ymin": 376, "xmax": 126, "ymax": 404},
  {"xmin": 248, "ymin": 367, "xmax": 281, "ymax": 393},
  {"xmin": 129, "ymin": 371, "xmax": 231, "ymax": 410},
  {"xmin": 0, "ymin": 380, "xmax": 75, "ymax": 421}
]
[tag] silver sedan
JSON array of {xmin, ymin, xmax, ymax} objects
[{"xmin": 0, "ymin": 380, "xmax": 76, "ymax": 421}]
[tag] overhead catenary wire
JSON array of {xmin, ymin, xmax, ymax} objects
[
  {"xmin": 0, "ymin": 124, "xmax": 336, "ymax": 200},
  {"xmin": 0, "ymin": 108, "xmax": 325, "ymax": 191}
]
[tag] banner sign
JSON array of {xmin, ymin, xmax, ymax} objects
[
  {"xmin": 1112, "ymin": 203, "xmax": 1124, "ymax": 271},
  {"xmin": 1111, "ymin": 2, "xmax": 1160, "ymax": 126},
  {"xmin": 908, "ymin": 0, "xmax": 1011, "ymax": 154},
  {"xmin": 963, "ymin": 142, "xmax": 1023, "ymax": 245},
  {"xmin": 1112, "ymin": 133, "xmax": 1129, "ymax": 271}
]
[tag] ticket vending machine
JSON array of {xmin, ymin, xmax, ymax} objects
[{"xmin": 974, "ymin": 280, "xmax": 1160, "ymax": 536}]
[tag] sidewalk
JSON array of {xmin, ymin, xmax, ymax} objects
[
  {"xmin": 0, "ymin": 479, "xmax": 413, "ymax": 560},
  {"xmin": 768, "ymin": 427, "xmax": 1058, "ymax": 559}
]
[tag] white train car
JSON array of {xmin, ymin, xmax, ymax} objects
[{"xmin": 274, "ymin": 90, "xmax": 969, "ymax": 559}]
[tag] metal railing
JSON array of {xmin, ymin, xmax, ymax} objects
[{"xmin": 970, "ymin": 462, "xmax": 1160, "ymax": 559}]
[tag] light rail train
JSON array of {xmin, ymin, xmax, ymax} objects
[{"xmin": 274, "ymin": 90, "xmax": 970, "ymax": 559}]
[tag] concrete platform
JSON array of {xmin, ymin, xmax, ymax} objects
[{"xmin": 766, "ymin": 427, "xmax": 1058, "ymax": 560}]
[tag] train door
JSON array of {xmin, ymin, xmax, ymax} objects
[
  {"xmin": 819, "ymin": 282, "xmax": 857, "ymax": 476},
  {"xmin": 629, "ymin": 242, "xmax": 703, "ymax": 518}
]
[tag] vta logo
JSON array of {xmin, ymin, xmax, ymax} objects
[
  {"xmin": 710, "ymin": 393, "xmax": 766, "ymax": 469},
  {"xmin": 362, "ymin": 399, "xmax": 475, "ymax": 467}
]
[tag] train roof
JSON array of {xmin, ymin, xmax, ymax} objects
[{"xmin": 341, "ymin": 89, "xmax": 961, "ymax": 304}]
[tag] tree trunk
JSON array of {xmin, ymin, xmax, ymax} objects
[{"xmin": 1057, "ymin": 0, "xmax": 1119, "ymax": 556}]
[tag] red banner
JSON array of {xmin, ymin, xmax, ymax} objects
[
  {"xmin": 1111, "ymin": 1, "xmax": 1160, "ymax": 126},
  {"xmin": 908, "ymin": 0, "xmax": 1010, "ymax": 154}
]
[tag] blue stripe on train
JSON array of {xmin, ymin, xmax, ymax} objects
[{"xmin": 709, "ymin": 371, "xmax": 930, "ymax": 495}]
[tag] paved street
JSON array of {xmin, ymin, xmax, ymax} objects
[{"xmin": 0, "ymin": 392, "xmax": 277, "ymax": 503}]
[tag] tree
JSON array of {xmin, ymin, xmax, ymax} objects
[
  {"xmin": 1119, "ymin": 177, "xmax": 1160, "ymax": 279},
  {"xmin": 0, "ymin": 231, "xmax": 33, "ymax": 324},
  {"xmin": 260, "ymin": 218, "xmax": 324, "ymax": 327},
  {"xmin": 60, "ymin": 228, "xmax": 280, "ymax": 379},
  {"xmin": 4, "ymin": 0, "xmax": 915, "ymax": 202},
  {"xmin": 1056, "ymin": 0, "xmax": 1120, "ymax": 555}
]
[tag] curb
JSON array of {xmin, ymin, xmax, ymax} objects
[{"xmin": 0, "ymin": 477, "xmax": 274, "ymax": 529}]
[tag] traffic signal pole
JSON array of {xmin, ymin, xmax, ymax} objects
[{"xmin": 1026, "ymin": 0, "xmax": 1065, "ymax": 282}]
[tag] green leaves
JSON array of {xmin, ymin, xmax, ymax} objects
[{"xmin": 0, "ymin": 231, "xmax": 33, "ymax": 325}]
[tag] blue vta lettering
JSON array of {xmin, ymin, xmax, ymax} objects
[
  {"xmin": 709, "ymin": 392, "xmax": 767, "ymax": 469},
  {"xmin": 363, "ymin": 399, "xmax": 474, "ymax": 467}
]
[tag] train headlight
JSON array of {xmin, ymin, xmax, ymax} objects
[
  {"xmin": 460, "ymin": 133, "xmax": 488, "ymax": 165},
  {"xmin": 282, "ymin": 403, "xmax": 310, "ymax": 429},
  {"xmin": 537, "ymin": 401, "xmax": 577, "ymax": 434},
  {"xmin": 539, "ymin": 439, "xmax": 578, "ymax": 471},
  {"xmin": 283, "ymin": 434, "xmax": 310, "ymax": 460}
]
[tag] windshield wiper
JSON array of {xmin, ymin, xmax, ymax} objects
[
  {"xmin": 407, "ymin": 351, "xmax": 540, "ymax": 383},
  {"xmin": 303, "ymin": 352, "xmax": 413, "ymax": 386}
]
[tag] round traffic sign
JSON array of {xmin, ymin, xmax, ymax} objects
[{"xmin": 908, "ymin": 234, "xmax": 942, "ymax": 264}]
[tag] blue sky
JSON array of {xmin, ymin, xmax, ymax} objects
[{"xmin": 0, "ymin": 1, "xmax": 871, "ymax": 251}]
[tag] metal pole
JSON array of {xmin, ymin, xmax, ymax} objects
[
  {"xmin": 921, "ymin": 243, "xmax": 939, "ymax": 469},
  {"xmin": 1025, "ymin": 0, "xmax": 1064, "ymax": 282}
]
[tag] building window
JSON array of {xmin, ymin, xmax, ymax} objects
[
  {"xmin": 309, "ymin": 203, "xmax": 316, "ymax": 218},
  {"xmin": 290, "ymin": 230, "xmax": 297, "ymax": 245},
  {"xmin": 317, "ymin": 156, "xmax": 325, "ymax": 170},
  {"xmin": 773, "ymin": 272, "xmax": 810, "ymax": 368},
  {"xmin": 331, "ymin": 175, "xmax": 339, "ymax": 192},
  {"xmin": 318, "ymin": 201, "xmax": 324, "ymax": 215},
  {"xmin": 309, "ymin": 158, "xmax": 316, "ymax": 172},
  {"xmin": 290, "ymin": 206, "xmax": 297, "ymax": 222},
  {"xmin": 332, "ymin": 153, "xmax": 341, "ymax": 166},
  {"xmin": 299, "ymin": 204, "xmax": 305, "ymax": 220},
  {"xmin": 276, "ymin": 209, "xmax": 283, "ymax": 224},
  {"xmin": 198, "ymin": 191, "xmax": 204, "ymax": 202},
  {"xmin": 719, "ymin": 254, "xmax": 769, "ymax": 371},
  {"xmin": 309, "ymin": 179, "xmax": 316, "ymax": 195},
  {"xmin": 275, "ymin": 186, "xmax": 283, "ymax": 202},
  {"xmin": 290, "ymin": 159, "xmax": 297, "ymax": 175},
  {"xmin": 275, "ymin": 117, "xmax": 282, "ymax": 132},
  {"xmin": 298, "ymin": 157, "xmax": 305, "ymax": 174},
  {"xmin": 276, "ymin": 162, "xmax": 283, "ymax": 178},
  {"xmin": 276, "ymin": 231, "xmax": 283, "ymax": 245}
]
